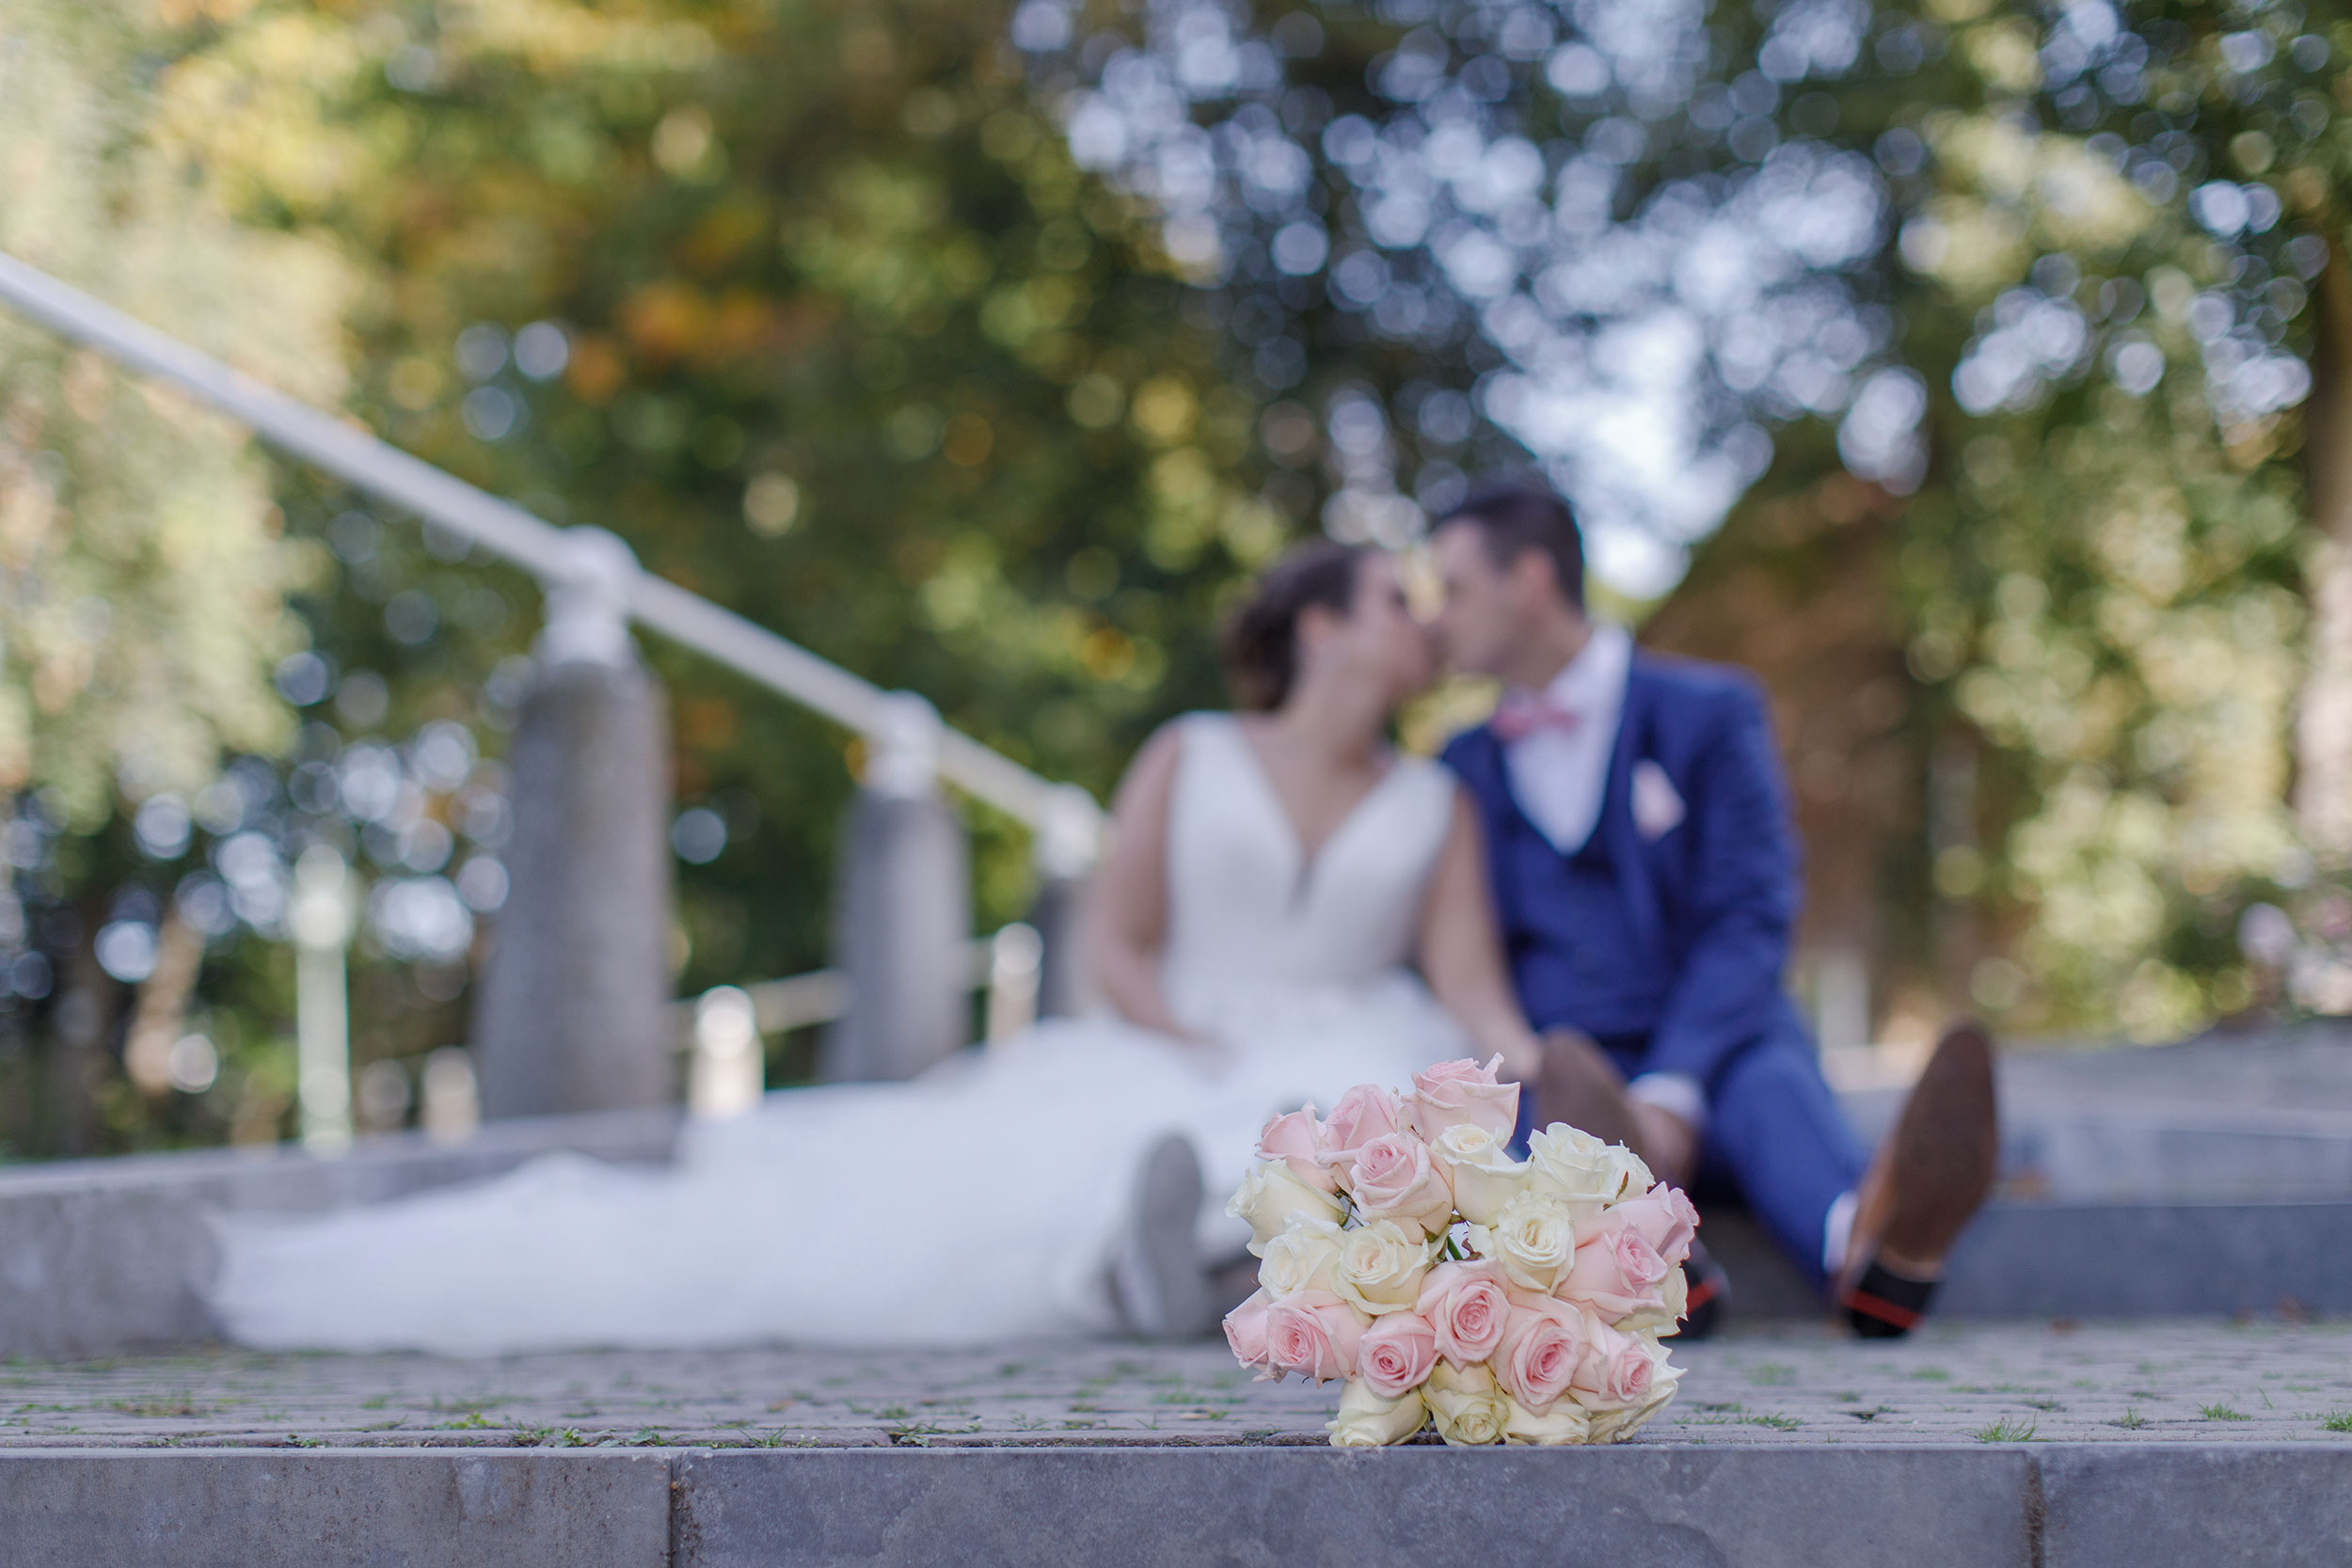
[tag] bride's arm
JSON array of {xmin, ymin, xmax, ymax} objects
[
  {"xmin": 1088, "ymin": 722, "xmax": 1202, "ymax": 1041},
  {"xmin": 1416, "ymin": 790, "xmax": 1546, "ymax": 1084}
]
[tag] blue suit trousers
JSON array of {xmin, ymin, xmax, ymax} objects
[{"xmin": 1517, "ymin": 1018, "xmax": 1866, "ymax": 1292}]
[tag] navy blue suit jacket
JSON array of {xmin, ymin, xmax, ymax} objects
[{"xmin": 1441, "ymin": 651, "xmax": 1803, "ymax": 1086}]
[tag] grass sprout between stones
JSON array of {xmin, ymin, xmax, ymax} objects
[
  {"xmin": 2201, "ymin": 1404, "xmax": 2250, "ymax": 1422},
  {"xmin": 1971, "ymin": 1418, "xmax": 2037, "ymax": 1443}
]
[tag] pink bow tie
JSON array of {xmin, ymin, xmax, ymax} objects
[{"xmin": 1491, "ymin": 690, "xmax": 1581, "ymax": 742}]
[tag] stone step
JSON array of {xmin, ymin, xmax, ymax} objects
[
  {"xmin": 1704, "ymin": 1199, "xmax": 2352, "ymax": 1321},
  {"xmin": 8, "ymin": 1025, "xmax": 2352, "ymax": 1355},
  {"xmin": 0, "ymin": 1109, "xmax": 678, "ymax": 1360},
  {"xmin": 2, "ymin": 1443, "xmax": 2344, "ymax": 1567},
  {"xmin": 1836, "ymin": 1024, "xmax": 2352, "ymax": 1203}
]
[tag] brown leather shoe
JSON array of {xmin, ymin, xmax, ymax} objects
[{"xmin": 1837, "ymin": 1020, "xmax": 1999, "ymax": 1337}]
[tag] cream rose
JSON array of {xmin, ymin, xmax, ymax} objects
[
  {"xmin": 1257, "ymin": 1218, "xmax": 1345, "ymax": 1299},
  {"xmin": 1227, "ymin": 1161, "xmax": 1346, "ymax": 1256},
  {"xmin": 1327, "ymin": 1379, "xmax": 1429, "ymax": 1447},
  {"xmin": 1502, "ymin": 1396, "xmax": 1594, "ymax": 1446},
  {"xmin": 1526, "ymin": 1124, "xmax": 1635, "ymax": 1206},
  {"xmin": 1428, "ymin": 1122, "xmax": 1529, "ymax": 1226},
  {"xmin": 1468, "ymin": 1190, "xmax": 1578, "ymax": 1292},
  {"xmin": 1422, "ymin": 1359, "xmax": 1509, "ymax": 1447},
  {"xmin": 1347, "ymin": 1132, "xmax": 1455, "ymax": 1237},
  {"xmin": 1331, "ymin": 1219, "xmax": 1435, "ymax": 1316}
]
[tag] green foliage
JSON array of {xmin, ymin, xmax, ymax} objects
[
  {"xmin": 0, "ymin": 1, "xmax": 344, "ymax": 822},
  {"xmin": 0, "ymin": 0, "xmax": 1291, "ymax": 1156},
  {"xmin": 174, "ymin": 0, "xmax": 1283, "ymax": 985},
  {"xmin": 1869, "ymin": 0, "xmax": 2325, "ymax": 1036}
]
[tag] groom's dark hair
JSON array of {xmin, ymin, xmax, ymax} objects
[{"xmin": 1440, "ymin": 481, "xmax": 1586, "ymax": 610}]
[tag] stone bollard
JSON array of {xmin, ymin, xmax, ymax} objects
[
  {"xmin": 1027, "ymin": 784, "xmax": 1103, "ymax": 1021},
  {"xmin": 819, "ymin": 693, "xmax": 972, "ymax": 1082},
  {"xmin": 471, "ymin": 529, "xmax": 675, "ymax": 1118}
]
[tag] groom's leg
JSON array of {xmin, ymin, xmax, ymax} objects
[{"xmin": 1701, "ymin": 1021, "xmax": 1868, "ymax": 1293}]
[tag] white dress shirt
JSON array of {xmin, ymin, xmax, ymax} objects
[
  {"xmin": 1502, "ymin": 623, "xmax": 1631, "ymax": 856},
  {"xmin": 1498, "ymin": 623, "xmax": 1707, "ymax": 1132}
]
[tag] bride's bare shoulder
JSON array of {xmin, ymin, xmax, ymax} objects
[{"xmin": 1110, "ymin": 714, "xmax": 1218, "ymax": 812}]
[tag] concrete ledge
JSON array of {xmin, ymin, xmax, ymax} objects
[
  {"xmin": 0, "ymin": 1449, "xmax": 674, "ymax": 1568},
  {"xmin": 8, "ymin": 1444, "xmax": 2348, "ymax": 1568},
  {"xmin": 1939, "ymin": 1202, "xmax": 2352, "ymax": 1318},
  {"xmin": 1698, "ymin": 1200, "xmax": 2352, "ymax": 1320},
  {"xmin": 673, "ymin": 1446, "xmax": 2032, "ymax": 1568},
  {"xmin": 2040, "ymin": 1447, "xmax": 2352, "ymax": 1568},
  {"xmin": 0, "ymin": 1109, "xmax": 678, "ymax": 1358}
]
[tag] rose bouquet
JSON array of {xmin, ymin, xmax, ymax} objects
[{"xmin": 1222, "ymin": 1057, "xmax": 1696, "ymax": 1447}]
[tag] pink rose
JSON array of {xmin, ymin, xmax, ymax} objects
[
  {"xmin": 1493, "ymin": 1291, "xmax": 1590, "ymax": 1414},
  {"xmin": 1555, "ymin": 1212, "xmax": 1671, "ymax": 1322},
  {"xmin": 1408, "ymin": 1056, "xmax": 1521, "ymax": 1143},
  {"xmin": 1348, "ymin": 1132, "xmax": 1456, "ymax": 1236},
  {"xmin": 1610, "ymin": 1182, "xmax": 1700, "ymax": 1268},
  {"xmin": 1257, "ymin": 1107, "xmax": 1338, "ymax": 1194},
  {"xmin": 1323, "ymin": 1083, "xmax": 1404, "ymax": 1162},
  {"xmin": 1414, "ymin": 1259, "xmax": 1511, "ymax": 1368},
  {"xmin": 1224, "ymin": 1289, "xmax": 1275, "ymax": 1376},
  {"xmin": 1263, "ymin": 1291, "xmax": 1366, "ymax": 1385},
  {"xmin": 1569, "ymin": 1312, "xmax": 1655, "ymax": 1412},
  {"xmin": 1356, "ymin": 1310, "xmax": 1440, "ymax": 1399}
]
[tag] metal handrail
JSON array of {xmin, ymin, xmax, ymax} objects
[{"xmin": 0, "ymin": 251, "xmax": 1095, "ymax": 839}]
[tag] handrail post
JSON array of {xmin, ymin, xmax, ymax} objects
[
  {"xmin": 819, "ymin": 693, "xmax": 973, "ymax": 1081},
  {"xmin": 470, "ymin": 528, "xmax": 676, "ymax": 1117},
  {"xmin": 1029, "ymin": 784, "xmax": 1103, "ymax": 1020},
  {"xmin": 287, "ymin": 845, "xmax": 357, "ymax": 1154}
]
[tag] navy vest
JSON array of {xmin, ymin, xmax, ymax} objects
[{"xmin": 1444, "ymin": 725, "xmax": 1671, "ymax": 1041}]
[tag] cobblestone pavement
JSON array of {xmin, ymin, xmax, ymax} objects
[{"xmin": 5, "ymin": 1321, "xmax": 2349, "ymax": 1449}]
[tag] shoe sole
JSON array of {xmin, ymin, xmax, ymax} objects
[
  {"xmin": 1116, "ymin": 1133, "xmax": 1212, "ymax": 1339},
  {"xmin": 1876, "ymin": 1021, "xmax": 2000, "ymax": 1266}
]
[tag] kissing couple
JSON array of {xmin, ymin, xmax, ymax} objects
[{"xmin": 213, "ymin": 480, "xmax": 1997, "ymax": 1354}]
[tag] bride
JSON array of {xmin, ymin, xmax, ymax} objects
[{"xmin": 211, "ymin": 541, "xmax": 1550, "ymax": 1352}]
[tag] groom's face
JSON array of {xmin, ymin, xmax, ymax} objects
[{"xmin": 1431, "ymin": 522, "xmax": 1523, "ymax": 678}]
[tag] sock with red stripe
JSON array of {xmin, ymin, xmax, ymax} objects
[{"xmin": 1839, "ymin": 1258, "xmax": 1937, "ymax": 1339}]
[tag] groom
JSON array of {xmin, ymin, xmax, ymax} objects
[{"xmin": 1431, "ymin": 479, "xmax": 1998, "ymax": 1338}]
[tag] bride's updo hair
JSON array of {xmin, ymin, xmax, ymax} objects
[{"xmin": 1222, "ymin": 540, "xmax": 1368, "ymax": 711}]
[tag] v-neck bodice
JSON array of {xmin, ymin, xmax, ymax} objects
[{"xmin": 1159, "ymin": 713, "xmax": 1456, "ymax": 1027}]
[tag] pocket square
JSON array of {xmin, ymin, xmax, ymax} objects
[{"xmin": 1630, "ymin": 760, "xmax": 1686, "ymax": 840}]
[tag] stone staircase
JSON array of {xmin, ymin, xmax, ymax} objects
[
  {"xmin": 1712, "ymin": 1022, "xmax": 2352, "ymax": 1320},
  {"xmin": 5, "ymin": 1024, "xmax": 2350, "ymax": 1357}
]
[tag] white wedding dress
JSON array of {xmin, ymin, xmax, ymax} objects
[{"xmin": 210, "ymin": 714, "xmax": 1470, "ymax": 1352}]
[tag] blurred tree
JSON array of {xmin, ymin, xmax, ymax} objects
[
  {"xmin": 17, "ymin": 0, "xmax": 2352, "ymax": 1165},
  {"xmin": 1035, "ymin": 0, "xmax": 2348, "ymax": 1041},
  {"xmin": 17, "ymin": 0, "xmax": 1296, "ymax": 1152},
  {"xmin": 0, "ymin": 0, "xmax": 349, "ymax": 1154}
]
